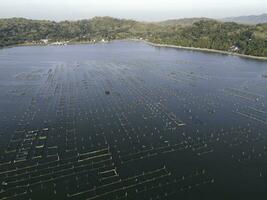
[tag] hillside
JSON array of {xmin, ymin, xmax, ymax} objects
[
  {"xmin": 157, "ymin": 17, "xmax": 211, "ymax": 27},
  {"xmin": 222, "ymin": 14, "xmax": 267, "ymax": 25},
  {"xmin": 0, "ymin": 17, "xmax": 267, "ymax": 57}
]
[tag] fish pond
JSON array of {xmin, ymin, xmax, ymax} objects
[{"xmin": 0, "ymin": 41, "xmax": 267, "ymax": 200}]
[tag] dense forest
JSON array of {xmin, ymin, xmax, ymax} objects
[{"xmin": 0, "ymin": 17, "xmax": 267, "ymax": 57}]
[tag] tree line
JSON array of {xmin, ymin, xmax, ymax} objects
[{"xmin": 0, "ymin": 17, "xmax": 266, "ymax": 57}]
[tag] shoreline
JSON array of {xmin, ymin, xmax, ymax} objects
[
  {"xmin": 140, "ymin": 40, "xmax": 267, "ymax": 61},
  {"xmin": 2, "ymin": 39, "xmax": 267, "ymax": 61}
]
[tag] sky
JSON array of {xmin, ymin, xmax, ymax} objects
[{"xmin": 0, "ymin": 0, "xmax": 266, "ymax": 21}]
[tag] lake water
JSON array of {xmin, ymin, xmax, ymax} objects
[{"xmin": 0, "ymin": 41, "xmax": 267, "ymax": 200}]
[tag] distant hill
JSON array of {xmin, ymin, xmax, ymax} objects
[
  {"xmin": 157, "ymin": 18, "xmax": 212, "ymax": 26},
  {"xmin": 222, "ymin": 14, "xmax": 267, "ymax": 25}
]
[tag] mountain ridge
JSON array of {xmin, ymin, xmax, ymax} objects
[{"xmin": 222, "ymin": 14, "xmax": 267, "ymax": 25}]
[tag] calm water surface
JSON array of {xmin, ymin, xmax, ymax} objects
[{"xmin": 0, "ymin": 41, "xmax": 267, "ymax": 200}]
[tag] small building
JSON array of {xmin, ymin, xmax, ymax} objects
[
  {"xmin": 40, "ymin": 39, "xmax": 49, "ymax": 44},
  {"xmin": 230, "ymin": 45, "xmax": 239, "ymax": 52}
]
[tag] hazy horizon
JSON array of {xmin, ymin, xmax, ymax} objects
[{"xmin": 0, "ymin": 0, "xmax": 267, "ymax": 21}]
